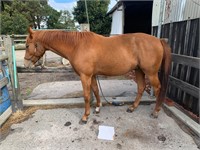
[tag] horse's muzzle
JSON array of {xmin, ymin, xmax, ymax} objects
[{"xmin": 24, "ymin": 59, "xmax": 35, "ymax": 68}]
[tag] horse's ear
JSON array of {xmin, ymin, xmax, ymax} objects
[{"xmin": 28, "ymin": 26, "xmax": 35, "ymax": 39}]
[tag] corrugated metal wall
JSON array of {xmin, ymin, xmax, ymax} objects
[
  {"xmin": 152, "ymin": 0, "xmax": 200, "ymax": 26},
  {"xmin": 183, "ymin": 0, "xmax": 200, "ymax": 20}
]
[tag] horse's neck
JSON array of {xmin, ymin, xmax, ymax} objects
[{"xmin": 43, "ymin": 38, "xmax": 74, "ymax": 61}]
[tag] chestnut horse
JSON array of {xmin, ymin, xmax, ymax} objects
[{"xmin": 24, "ymin": 27, "xmax": 171, "ymax": 124}]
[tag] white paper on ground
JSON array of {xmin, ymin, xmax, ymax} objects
[{"xmin": 98, "ymin": 125, "xmax": 115, "ymax": 140}]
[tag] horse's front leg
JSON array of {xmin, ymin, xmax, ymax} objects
[
  {"xmin": 91, "ymin": 76, "xmax": 101, "ymax": 114},
  {"xmin": 79, "ymin": 74, "xmax": 92, "ymax": 124}
]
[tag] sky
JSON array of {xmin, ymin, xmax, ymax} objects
[{"xmin": 48, "ymin": 0, "xmax": 117, "ymax": 12}]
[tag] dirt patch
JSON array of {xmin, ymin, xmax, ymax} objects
[
  {"xmin": 18, "ymin": 71, "xmax": 80, "ymax": 99},
  {"xmin": 0, "ymin": 105, "xmax": 85, "ymax": 142},
  {"xmin": 0, "ymin": 107, "xmax": 38, "ymax": 141}
]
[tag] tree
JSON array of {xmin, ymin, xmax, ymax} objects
[
  {"xmin": 46, "ymin": 8, "xmax": 62, "ymax": 29},
  {"xmin": 73, "ymin": 0, "xmax": 111, "ymax": 35},
  {"xmin": 0, "ymin": 0, "xmax": 48, "ymax": 34},
  {"xmin": 0, "ymin": 0, "xmax": 76, "ymax": 34},
  {"xmin": 59, "ymin": 10, "xmax": 76, "ymax": 30},
  {"xmin": 22, "ymin": 0, "xmax": 49, "ymax": 29},
  {"xmin": 0, "ymin": 1, "xmax": 29, "ymax": 34}
]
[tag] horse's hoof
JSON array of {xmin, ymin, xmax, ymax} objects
[
  {"xmin": 93, "ymin": 110, "xmax": 100, "ymax": 114},
  {"xmin": 126, "ymin": 107, "xmax": 134, "ymax": 113},
  {"xmin": 150, "ymin": 112, "xmax": 158, "ymax": 118},
  {"xmin": 79, "ymin": 119, "xmax": 87, "ymax": 125},
  {"xmin": 93, "ymin": 107, "xmax": 100, "ymax": 114}
]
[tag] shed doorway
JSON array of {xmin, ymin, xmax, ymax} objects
[
  {"xmin": 123, "ymin": 1, "xmax": 153, "ymax": 34},
  {"xmin": 109, "ymin": 0, "xmax": 153, "ymax": 35}
]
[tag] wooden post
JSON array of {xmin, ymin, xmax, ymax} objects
[{"xmin": 4, "ymin": 36, "xmax": 22, "ymax": 110}]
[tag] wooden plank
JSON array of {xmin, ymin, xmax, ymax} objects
[
  {"xmin": 167, "ymin": 24, "xmax": 174, "ymax": 98},
  {"xmin": 22, "ymin": 96, "xmax": 155, "ymax": 106},
  {"xmin": 14, "ymin": 39, "xmax": 26, "ymax": 42},
  {"xmin": 169, "ymin": 23, "xmax": 176, "ymax": 98},
  {"xmin": 164, "ymin": 105, "xmax": 200, "ymax": 137},
  {"xmin": 172, "ymin": 22, "xmax": 183, "ymax": 79},
  {"xmin": 0, "ymin": 54, "xmax": 8, "ymax": 61},
  {"xmin": 185, "ymin": 20, "xmax": 199, "ymax": 105},
  {"xmin": 17, "ymin": 66, "xmax": 74, "ymax": 73},
  {"xmin": 169, "ymin": 76, "xmax": 199, "ymax": 98},
  {"xmin": 0, "ymin": 77, "xmax": 9, "ymax": 89},
  {"xmin": 172, "ymin": 23, "xmax": 178, "ymax": 53},
  {"xmin": 169, "ymin": 22, "xmax": 173, "ymax": 46},
  {"xmin": 10, "ymin": 35, "xmax": 27, "ymax": 38},
  {"xmin": 4, "ymin": 36, "xmax": 17, "ymax": 102},
  {"xmin": 171, "ymin": 53, "xmax": 200, "ymax": 69},
  {"xmin": 198, "ymin": 18, "xmax": 200, "ymax": 57},
  {"xmin": 183, "ymin": 20, "xmax": 191, "ymax": 55},
  {"xmin": 178, "ymin": 20, "xmax": 191, "ymax": 102},
  {"xmin": 0, "ymin": 106, "xmax": 12, "ymax": 127}
]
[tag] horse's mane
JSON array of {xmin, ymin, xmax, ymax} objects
[{"xmin": 34, "ymin": 30, "xmax": 95, "ymax": 46}]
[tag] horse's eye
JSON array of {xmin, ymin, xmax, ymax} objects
[
  {"xmin": 26, "ymin": 45, "xmax": 29, "ymax": 49},
  {"xmin": 35, "ymin": 44, "xmax": 38, "ymax": 48}
]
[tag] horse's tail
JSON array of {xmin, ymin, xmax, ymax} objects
[{"xmin": 159, "ymin": 39, "xmax": 171, "ymax": 102}]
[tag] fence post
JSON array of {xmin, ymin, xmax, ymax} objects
[
  {"xmin": 150, "ymin": 0, "xmax": 165, "ymax": 98},
  {"xmin": 4, "ymin": 36, "xmax": 22, "ymax": 111}
]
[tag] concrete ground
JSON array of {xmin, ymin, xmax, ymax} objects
[{"xmin": 0, "ymin": 104, "xmax": 198, "ymax": 150}]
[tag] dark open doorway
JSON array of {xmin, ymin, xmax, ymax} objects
[{"xmin": 123, "ymin": 1, "xmax": 153, "ymax": 34}]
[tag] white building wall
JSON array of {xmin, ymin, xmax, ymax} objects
[{"xmin": 110, "ymin": 5, "xmax": 124, "ymax": 35}]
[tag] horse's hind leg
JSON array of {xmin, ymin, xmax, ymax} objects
[
  {"xmin": 127, "ymin": 69, "xmax": 145, "ymax": 113},
  {"xmin": 147, "ymin": 74, "xmax": 161, "ymax": 118},
  {"xmin": 91, "ymin": 76, "xmax": 101, "ymax": 113}
]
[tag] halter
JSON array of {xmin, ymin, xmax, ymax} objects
[{"xmin": 24, "ymin": 43, "xmax": 41, "ymax": 61}]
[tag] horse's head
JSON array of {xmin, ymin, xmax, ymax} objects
[{"xmin": 24, "ymin": 27, "xmax": 45, "ymax": 68}]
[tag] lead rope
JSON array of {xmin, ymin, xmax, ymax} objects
[{"xmin": 96, "ymin": 76, "xmax": 124, "ymax": 106}]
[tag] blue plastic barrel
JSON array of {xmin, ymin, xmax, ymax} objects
[{"xmin": 0, "ymin": 67, "xmax": 11, "ymax": 115}]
